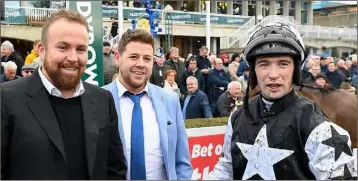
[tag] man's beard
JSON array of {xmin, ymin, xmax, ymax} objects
[{"xmin": 43, "ymin": 55, "xmax": 83, "ymax": 91}]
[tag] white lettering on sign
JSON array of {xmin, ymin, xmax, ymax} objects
[
  {"xmin": 192, "ymin": 166, "xmax": 211, "ymax": 180},
  {"xmin": 76, "ymin": 1, "xmax": 98, "ymax": 85},
  {"xmin": 5, "ymin": 12, "xmax": 20, "ymax": 17},
  {"xmin": 191, "ymin": 143, "xmax": 223, "ymax": 159},
  {"xmin": 214, "ymin": 144, "xmax": 223, "ymax": 155}
]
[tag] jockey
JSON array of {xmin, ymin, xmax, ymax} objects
[{"xmin": 207, "ymin": 22, "xmax": 357, "ymax": 180}]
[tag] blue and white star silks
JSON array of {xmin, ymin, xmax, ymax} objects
[{"xmin": 236, "ymin": 125, "xmax": 294, "ymax": 180}]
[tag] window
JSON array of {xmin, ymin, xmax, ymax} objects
[
  {"xmin": 248, "ymin": 4, "xmax": 256, "ymax": 16},
  {"xmin": 290, "ymin": 1, "xmax": 295, "ymax": 8},
  {"xmin": 289, "ymin": 9, "xmax": 295, "ymax": 17}
]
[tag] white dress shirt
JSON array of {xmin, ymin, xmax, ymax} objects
[
  {"xmin": 38, "ymin": 67, "xmax": 85, "ymax": 98},
  {"xmin": 116, "ymin": 79, "xmax": 167, "ymax": 180}
]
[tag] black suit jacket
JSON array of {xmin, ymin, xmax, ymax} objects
[{"xmin": 1, "ymin": 71, "xmax": 127, "ymax": 180}]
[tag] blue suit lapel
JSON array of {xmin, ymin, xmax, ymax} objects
[
  {"xmin": 106, "ymin": 81, "xmax": 128, "ymax": 164},
  {"xmin": 148, "ymin": 84, "xmax": 169, "ymax": 170}
]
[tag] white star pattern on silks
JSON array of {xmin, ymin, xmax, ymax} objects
[{"xmin": 236, "ymin": 125, "xmax": 294, "ymax": 180}]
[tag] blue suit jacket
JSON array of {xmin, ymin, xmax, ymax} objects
[{"xmin": 103, "ymin": 81, "xmax": 192, "ymax": 180}]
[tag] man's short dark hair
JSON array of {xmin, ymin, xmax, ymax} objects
[{"xmin": 117, "ymin": 29, "xmax": 155, "ymax": 55}]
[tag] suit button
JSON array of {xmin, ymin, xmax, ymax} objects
[{"xmin": 255, "ymin": 164, "xmax": 259, "ymax": 169}]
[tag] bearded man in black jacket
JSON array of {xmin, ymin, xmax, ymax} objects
[{"xmin": 207, "ymin": 23, "xmax": 356, "ymax": 180}]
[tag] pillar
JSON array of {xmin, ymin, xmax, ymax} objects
[
  {"xmin": 242, "ymin": 0, "xmax": 249, "ymax": 16},
  {"xmin": 211, "ymin": 37, "xmax": 217, "ymax": 54},
  {"xmin": 155, "ymin": 37, "xmax": 161, "ymax": 51},
  {"xmin": 256, "ymin": 1, "xmax": 263, "ymax": 23},
  {"xmin": 194, "ymin": 1, "xmax": 200, "ymax": 12},
  {"xmin": 309, "ymin": 47, "xmax": 313, "ymax": 55},
  {"xmin": 295, "ymin": 1, "xmax": 302, "ymax": 24},
  {"xmin": 227, "ymin": 1, "xmax": 233, "ymax": 15},
  {"xmin": 189, "ymin": 37, "xmax": 193, "ymax": 54},
  {"xmin": 176, "ymin": 1, "xmax": 182, "ymax": 10},
  {"xmin": 283, "ymin": 1, "xmax": 289, "ymax": 16},
  {"xmin": 269, "ymin": 0, "xmax": 276, "ymax": 15},
  {"xmin": 210, "ymin": 1, "xmax": 217, "ymax": 13},
  {"xmin": 307, "ymin": 0, "xmax": 313, "ymax": 25}
]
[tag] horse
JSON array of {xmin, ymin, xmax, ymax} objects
[{"xmin": 248, "ymin": 84, "xmax": 357, "ymax": 148}]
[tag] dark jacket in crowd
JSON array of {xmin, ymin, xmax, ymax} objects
[
  {"xmin": 163, "ymin": 58, "xmax": 185, "ymax": 84},
  {"xmin": 4, "ymin": 52, "xmax": 24, "ymax": 76},
  {"xmin": 320, "ymin": 64, "xmax": 328, "ymax": 73},
  {"xmin": 181, "ymin": 89, "xmax": 212, "ymax": 119},
  {"xmin": 325, "ymin": 70, "xmax": 342, "ymax": 88},
  {"xmin": 207, "ymin": 69, "xmax": 231, "ymax": 105},
  {"xmin": 303, "ymin": 73, "xmax": 316, "ymax": 86},
  {"xmin": 216, "ymin": 91, "xmax": 243, "ymax": 117},
  {"xmin": 196, "ymin": 55, "xmax": 211, "ymax": 70},
  {"xmin": 179, "ymin": 69, "xmax": 205, "ymax": 95},
  {"xmin": 337, "ymin": 67, "xmax": 352, "ymax": 82},
  {"xmin": 0, "ymin": 74, "xmax": 20, "ymax": 83},
  {"xmin": 150, "ymin": 63, "xmax": 165, "ymax": 88},
  {"xmin": 351, "ymin": 64, "xmax": 357, "ymax": 75},
  {"xmin": 301, "ymin": 65, "xmax": 312, "ymax": 80},
  {"xmin": 110, "ymin": 21, "xmax": 118, "ymax": 37},
  {"xmin": 196, "ymin": 55, "xmax": 211, "ymax": 86},
  {"xmin": 236, "ymin": 60, "xmax": 247, "ymax": 77}
]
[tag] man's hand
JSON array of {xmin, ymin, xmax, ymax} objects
[{"xmin": 201, "ymin": 69, "xmax": 210, "ymax": 74}]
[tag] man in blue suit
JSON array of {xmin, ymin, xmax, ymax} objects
[{"xmin": 103, "ymin": 29, "xmax": 192, "ymax": 180}]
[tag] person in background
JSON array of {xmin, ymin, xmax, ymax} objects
[
  {"xmin": 216, "ymin": 81, "xmax": 244, "ymax": 117},
  {"xmin": 150, "ymin": 55, "xmax": 165, "ymax": 88},
  {"xmin": 351, "ymin": 56, "xmax": 357, "ymax": 75},
  {"xmin": 182, "ymin": 76, "xmax": 212, "ymax": 120},
  {"xmin": 163, "ymin": 47, "xmax": 185, "ymax": 85},
  {"xmin": 196, "ymin": 46, "xmax": 211, "ymax": 85},
  {"xmin": 180, "ymin": 56, "xmax": 205, "ymax": 95},
  {"xmin": 301, "ymin": 57, "xmax": 314, "ymax": 80},
  {"xmin": 25, "ymin": 40, "xmax": 40, "ymax": 65},
  {"xmin": 304, "ymin": 63, "xmax": 321, "ymax": 86},
  {"xmin": 102, "ymin": 29, "xmax": 192, "ymax": 180},
  {"xmin": 314, "ymin": 73, "xmax": 329, "ymax": 88},
  {"xmin": 236, "ymin": 56, "xmax": 248, "ymax": 77},
  {"xmin": 228, "ymin": 53, "xmax": 241, "ymax": 81},
  {"xmin": 110, "ymin": 17, "xmax": 118, "ymax": 38},
  {"xmin": 320, "ymin": 55, "xmax": 328, "ymax": 73},
  {"xmin": 133, "ymin": 0, "xmax": 142, "ymax": 8},
  {"xmin": 164, "ymin": 69, "xmax": 182, "ymax": 98},
  {"xmin": 1, "ymin": 40, "xmax": 24, "ymax": 76},
  {"xmin": 336, "ymin": 59, "xmax": 352, "ymax": 82},
  {"xmin": 181, "ymin": 3, "xmax": 188, "ymax": 12},
  {"xmin": 207, "ymin": 58, "xmax": 231, "ymax": 115},
  {"xmin": 345, "ymin": 60, "xmax": 352, "ymax": 70},
  {"xmin": 0, "ymin": 61, "xmax": 19, "ymax": 83},
  {"xmin": 103, "ymin": 41, "xmax": 118, "ymax": 85},
  {"xmin": 339, "ymin": 82, "xmax": 356, "ymax": 94},
  {"xmin": 21, "ymin": 63, "xmax": 36, "ymax": 77},
  {"xmin": 237, "ymin": 65, "xmax": 249, "ymax": 93},
  {"xmin": 220, "ymin": 53, "xmax": 230, "ymax": 74},
  {"xmin": 209, "ymin": 54, "xmax": 216, "ymax": 69},
  {"xmin": 325, "ymin": 62, "xmax": 343, "ymax": 88}
]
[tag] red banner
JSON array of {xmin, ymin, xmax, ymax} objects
[{"xmin": 188, "ymin": 134, "xmax": 225, "ymax": 180}]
